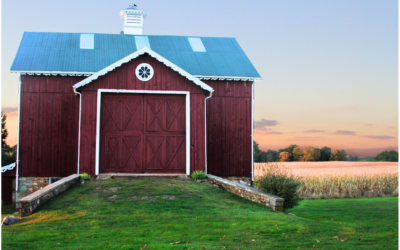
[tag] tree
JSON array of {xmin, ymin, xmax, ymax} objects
[
  {"xmin": 292, "ymin": 146, "xmax": 303, "ymax": 161},
  {"xmin": 319, "ymin": 147, "xmax": 331, "ymax": 161},
  {"xmin": 1, "ymin": 112, "xmax": 16, "ymax": 166},
  {"xmin": 279, "ymin": 152, "xmax": 291, "ymax": 162},
  {"xmin": 253, "ymin": 141, "xmax": 262, "ymax": 162},
  {"xmin": 330, "ymin": 150, "xmax": 347, "ymax": 161},
  {"xmin": 2, "ymin": 112, "xmax": 8, "ymax": 148},
  {"xmin": 278, "ymin": 144, "xmax": 299, "ymax": 161},
  {"xmin": 301, "ymin": 146, "xmax": 321, "ymax": 161},
  {"xmin": 376, "ymin": 150, "xmax": 398, "ymax": 162},
  {"xmin": 264, "ymin": 149, "xmax": 279, "ymax": 162},
  {"xmin": 347, "ymin": 155, "xmax": 359, "ymax": 161}
]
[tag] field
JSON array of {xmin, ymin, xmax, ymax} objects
[
  {"xmin": 254, "ymin": 161, "xmax": 398, "ymax": 177},
  {"xmin": 1, "ymin": 177, "xmax": 398, "ymax": 249},
  {"xmin": 255, "ymin": 162, "xmax": 398, "ymax": 199}
]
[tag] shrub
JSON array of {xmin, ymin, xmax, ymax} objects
[
  {"xmin": 80, "ymin": 173, "xmax": 91, "ymax": 180},
  {"xmin": 254, "ymin": 163, "xmax": 301, "ymax": 210},
  {"xmin": 191, "ymin": 171, "xmax": 206, "ymax": 180}
]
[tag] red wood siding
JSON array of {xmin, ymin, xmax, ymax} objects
[
  {"xmin": 2, "ymin": 177, "xmax": 13, "ymax": 205},
  {"xmin": 78, "ymin": 54, "xmax": 207, "ymax": 176},
  {"xmin": 18, "ymin": 76, "xmax": 84, "ymax": 177},
  {"xmin": 205, "ymin": 80, "xmax": 253, "ymax": 177}
]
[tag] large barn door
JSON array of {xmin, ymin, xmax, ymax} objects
[
  {"xmin": 144, "ymin": 95, "xmax": 186, "ymax": 173},
  {"xmin": 99, "ymin": 94, "xmax": 186, "ymax": 174},
  {"xmin": 100, "ymin": 94, "xmax": 144, "ymax": 173}
]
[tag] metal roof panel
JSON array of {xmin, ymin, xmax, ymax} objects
[{"xmin": 11, "ymin": 32, "xmax": 261, "ymax": 78}]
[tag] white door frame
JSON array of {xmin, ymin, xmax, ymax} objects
[{"xmin": 95, "ymin": 89, "xmax": 191, "ymax": 175}]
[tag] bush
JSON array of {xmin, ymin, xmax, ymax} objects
[
  {"xmin": 80, "ymin": 173, "xmax": 91, "ymax": 180},
  {"xmin": 254, "ymin": 163, "xmax": 301, "ymax": 210},
  {"xmin": 191, "ymin": 171, "xmax": 206, "ymax": 180}
]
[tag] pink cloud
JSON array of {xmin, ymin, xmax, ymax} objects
[
  {"xmin": 304, "ymin": 129, "xmax": 325, "ymax": 133},
  {"xmin": 254, "ymin": 130, "xmax": 283, "ymax": 135},
  {"xmin": 361, "ymin": 135, "xmax": 396, "ymax": 140},
  {"xmin": 332, "ymin": 130, "xmax": 356, "ymax": 136}
]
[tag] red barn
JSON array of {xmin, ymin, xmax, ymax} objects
[{"xmin": 5, "ymin": 6, "xmax": 261, "ymax": 207}]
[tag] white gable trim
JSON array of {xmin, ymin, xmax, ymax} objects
[{"xmin": 73, "ymin": 47, "xmax": 214, "ymax": 93}]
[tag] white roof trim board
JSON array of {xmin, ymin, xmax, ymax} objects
[
  {"xmin": 11, "ymin": 70, "xmax": 95, "ymax": 76},
  {"xmin": 1, "ymin": 162, "xmax": 16, "ymax": 173},
  {"xmin": 73, "ymin": 47, "xmax": 214, "ymax": 93},
  {"xmin": 194, "ymin": 75, "xmax": 262, "ymax": 81}
]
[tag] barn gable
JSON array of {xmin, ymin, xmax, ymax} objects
[{"xmin": 73, "ymin": 47, "xmax": 213, "ymax": 93}]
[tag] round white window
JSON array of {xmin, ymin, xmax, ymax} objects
[{"xmin": 135, "ymin": 63, "xmax": 154, "ymax": 81}]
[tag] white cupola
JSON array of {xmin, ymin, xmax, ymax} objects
[{"xmin": 120, "ymin": 5, "xmax": 147, "ymax": 35}]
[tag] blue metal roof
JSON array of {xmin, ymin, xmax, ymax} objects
[{"xmin": 10, "ymin": 32, "xmax": 261, "ymax": 78}]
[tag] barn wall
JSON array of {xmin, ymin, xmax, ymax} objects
[
  {"xmin": 205, "ymin": 80, "xmax": 253, "ymax": 177},
  {"xmin": 78, "ymin": 54, "xmax": 207, "ymax": 176},
  {"xmin": 19, "ymin": 75, "xmax": 84, "ymax": 177}
]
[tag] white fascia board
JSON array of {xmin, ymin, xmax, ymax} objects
[
  {"xmin": 73, "ymin": 47, "xmax": 214, "ymax": 93},
  {"xmin": 193, "ymin": 75, "xmax": 262, "ymax": 81},
  {"xmin": 11, "ymin": 70, "xmax": 96, "ymax": 76}
]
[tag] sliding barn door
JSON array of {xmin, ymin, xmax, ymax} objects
[{"xmin": 99, "ymin": 94, "xmax": 186, "ymax": 173}]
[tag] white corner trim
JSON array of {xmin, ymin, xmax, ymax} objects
[
  {"xmin": 194, "ymin": 75, "xmax": 262, "ymax": 81},
  {"xmin": 73, "ymin": 47, "xmax": 214, "ymax": 93},
  {"xmin": 11, "ymin": 70, "xmax": 95, "ymax": 77},
  {"xmin": 251, "ymin": 82, "xmax": 254, "ymax": 181},
  {"xmin": 95, "ymin": 89, "xmax": 191, "ymax": 176},
  {"xmin": 2, "ymin": 163, "xmax": 16, "ymax": 173}
]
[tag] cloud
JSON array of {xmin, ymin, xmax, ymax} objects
[
  {"xmin": 361, "ymin": 135, "xmax": 396, "ymax": 140},
  {"xmin": 304, "ymin": 129, "xmax": 325, "ymax": 133},
  {"xmin": 254, "ymin": 130, "xmax": 283, "ymax": 135},
  {"xmin": 289, "ymin": 136, "xmax": 325, "ymax": 141},
  {"xmin": 366, "ymin": 124, "xmax": 373, "ymax": 127},
  {"xmin": 253, "ymin": 119, "xmax": 279, "ymax": 130},
  {"xmin": 332, "ymin": 130, "xmax": 356, "ymax": 136},
  {"xmin": 1, "ymin": 107, "xmax": 18, "ymax": 114}
]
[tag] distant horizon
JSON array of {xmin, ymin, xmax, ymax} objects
[
  {"xmin": 255, "ymin": 141, "xmax": 398, "ymax": 158},
  {"xmin": 1, "ymin": 1, "xmax": 397, "ymax": 158}
]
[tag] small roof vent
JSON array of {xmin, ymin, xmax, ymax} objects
[
  {"xmin": 120, "ymin": 5, "xmax": 147, "ymax": 35},
  {"xmin": 188, "ymin": 38, "xmax": 206, "ymax": 52},
  {"xmin": 80, "ymin": 34, "xmax": 94, "ymax": 49}
]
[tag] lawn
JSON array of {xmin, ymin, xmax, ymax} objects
[{"xmin": 1, "ymin": 177, "xmax": 398, "ymax": 249}]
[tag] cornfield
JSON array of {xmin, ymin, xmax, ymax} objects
[{"xmin": 254, "ymin": 162, "xmax": 399, "ymax": 199}]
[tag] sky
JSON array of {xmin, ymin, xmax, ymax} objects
[{"xmin": 1, "ymin": 0, "xmax": 398, "ymax": 157}]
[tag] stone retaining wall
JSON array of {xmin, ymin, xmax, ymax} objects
[
  {"xmin": 14, "ymin": 177, "xmax": 49, "ymax": 208},
  {"xmin": 18, "ymin": 174, "xmax": 80, "ymax": 217},
  {"xmin": 207, "ymin": 174, "xmax": 284, "ymax": 211}
]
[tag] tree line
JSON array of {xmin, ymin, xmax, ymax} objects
[
  {"xmin": 2, "ymin": 113, "xmax": 16, "ymax": 166},
  {"xmin": 254, "ymin": 141, "xmax": 398, "ymax": 162}
]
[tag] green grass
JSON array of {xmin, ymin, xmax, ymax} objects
[{"xmin": 1, "ymin": 178, "xmax": 398, "ymax": 249}]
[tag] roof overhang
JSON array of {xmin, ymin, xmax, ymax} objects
[
  {"xmin": 194, "ymin": 75, "xmax": 262, "ymax": 81},
  {"xmin": 73, "ymin": 47, "xmax": 214, "ymax": 93},
  {"xmin": 10, "ymin": 70, "xmax": 95, "ymax": 76}
]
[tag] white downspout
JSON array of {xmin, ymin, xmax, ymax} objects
[
  {"xmin": 251, "ymin": 82, "xmax": 254, "ymax": 182},
  {"xmin": 16, "ymin": 74, "xmax": 22, "ymax": 191},
  {"xmin": 74, "ymin": 89, "xmax": 82, "ymax": 174},
  {"xmin": 204, "ymin": 92, "xmax": 212, "ymax": 175}
]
